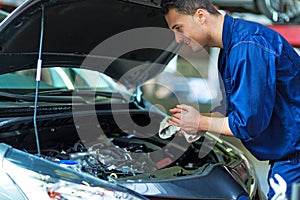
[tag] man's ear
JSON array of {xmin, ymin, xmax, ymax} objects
[{"xmin": 194, "ymin": 8, "xmax": 206, "ymax": 24}]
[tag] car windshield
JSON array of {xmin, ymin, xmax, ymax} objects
[
  {"xmin": 0, "ymin": 67, "xmax": 129, "ymax": 102},
  {"xmin": 0, "ymin": 9, "xmax": 9, "ymax": 21}
]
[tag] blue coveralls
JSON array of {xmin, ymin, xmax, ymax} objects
[{"xmin": 216, "ymin": 14, "xmax": 300, "ymax": 199}]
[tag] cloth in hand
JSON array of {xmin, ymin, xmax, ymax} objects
[{"xmin": 159, "ymin": 116, "xmax": 201, "ymax": 143}]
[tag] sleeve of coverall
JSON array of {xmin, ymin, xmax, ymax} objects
[{"xmin": 227, "ymin": 42, "xmax": 277, "ymax": 142}]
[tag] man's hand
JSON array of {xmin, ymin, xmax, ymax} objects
[
  {"xmin": 168, "ymin": 104, "xmax": 233, "ymax": 137},
  {"xmin": 168, "ymin": 104, "xmax": 202, "ymax": 134}
]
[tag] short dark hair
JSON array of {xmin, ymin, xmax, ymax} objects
[{"xmin": 161, "ymin": 0, "xmax": 220, "ymax": 15}]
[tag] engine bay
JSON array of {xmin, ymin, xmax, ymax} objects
[
  {"xmin": 0, "ymin": 107, "xmax": 235, "ymax": 182},
  {"xmin": 36, "ymin": 134, "xmax": 224, "ymax": 182}
]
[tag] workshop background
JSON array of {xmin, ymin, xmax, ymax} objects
[{"xmin": 1, "ymin": 0, "xmax": 299, "ymax": 198}]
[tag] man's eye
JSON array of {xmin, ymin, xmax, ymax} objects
[{"xmin": 175, "ymin": 27, "xmax": 181, "ymax": 32}]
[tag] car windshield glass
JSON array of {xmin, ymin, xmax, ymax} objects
[
  {"xmin": 0, "ymin": 67, "xmax": 129, "ymax": 102},
  {"xmin": 0, "ymin": 9, "xmax": 9, "ymax": 21}
]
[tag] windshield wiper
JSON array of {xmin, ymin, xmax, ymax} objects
[
  {"xmin": 35, "ymin": 89, "xmax": 126, "ymax": 100},
  {"xmin": 0, "ymin": 89, "xmax": 126, "ymax": 103},
  {"xmin": 0, "ymin": 91, "xmax": 85, "ymax": 103}
]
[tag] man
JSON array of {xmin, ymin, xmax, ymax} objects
[{"xmin": 161, "ymin": 0, "xmax": 300, "ymax": 199}]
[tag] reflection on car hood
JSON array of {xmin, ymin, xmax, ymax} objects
[{"xmin": 0, "ymin": 0, "xmax": 178, "ymax": 88}]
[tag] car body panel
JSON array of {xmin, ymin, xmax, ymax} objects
[
  {"xmin": 119, "ymin": 164, "xmax": 249, "ymax": 199},
  {"xmin": 0, "ymin": 0, "xmax": 179, "ymax": 88}
]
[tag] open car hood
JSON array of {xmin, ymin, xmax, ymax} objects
[{"xmin": 0, "ymin": 0, "xmax": 178, "ymax": 89}]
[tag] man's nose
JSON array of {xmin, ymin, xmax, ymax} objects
[{"xmin": 174, "ymin": 32, "xmax": 184, "ymax": 44}]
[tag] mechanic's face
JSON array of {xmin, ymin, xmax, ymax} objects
[{"xmin": 165, "ymin": 8, "xmax": 208, "ymax": 52}]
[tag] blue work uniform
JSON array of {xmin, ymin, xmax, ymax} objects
[{"xmin": 216, "ymin": 14, "xmax": 300, "ymax": 199}]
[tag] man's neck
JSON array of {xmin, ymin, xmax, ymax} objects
[{"xmin": 208, "ymin": 14, "xmax": 224, "ymax": 48}]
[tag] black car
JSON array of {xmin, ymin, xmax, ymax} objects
[{"xmin": 0, "ymin": 0, "xmax": 265, "ymax": 199}]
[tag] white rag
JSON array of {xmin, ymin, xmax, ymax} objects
[{"xmin": 159, "ymin": 116, "xmax": 201, "ymax": 143}]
